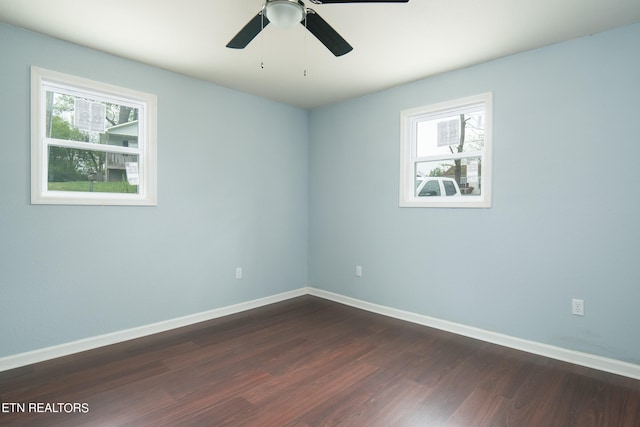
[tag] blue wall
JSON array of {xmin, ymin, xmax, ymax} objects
[
  {"xmin": 2, "ymin": 21, "xmax": 639, "ymax": 366},
  {"xmin": 0, "ymin": 24, "xmax": 308, "ymax": 357},
  {"xmin": 308, "ymin": 24, "xmax": 640, "ymax": 364}
]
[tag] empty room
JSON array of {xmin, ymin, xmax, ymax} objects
[{"xmin": 1, "ymin": 0, "xmax": 639, "ymax": 425}]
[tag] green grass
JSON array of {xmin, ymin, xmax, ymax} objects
[{"xmin": 48, "ymin": 181, "xmax": 138, "ymax": 194}]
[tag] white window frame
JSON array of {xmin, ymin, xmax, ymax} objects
[
  {"xmin": 31, "ymin": 66, "xmax": 157, "ymax": 206},
  {"xmin": 399, "ymin": 92, "xmax": 492, "ymax": 208}
]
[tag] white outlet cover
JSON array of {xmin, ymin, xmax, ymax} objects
[{"xmin": 571, "ymin": 299, "xmax": 584, "ymax": 316}]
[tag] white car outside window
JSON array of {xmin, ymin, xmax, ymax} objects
[{"xmin": 416, "ymin": 177, "xmax": 461, "ymax": 197}]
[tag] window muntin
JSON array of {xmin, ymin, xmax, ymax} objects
[
  {"xmin": 400, "ymin": 93, "xmax": 492, "ymax": 208},
  {"xmin": 31, "ymin": 67, "xmax": 157, "ymax": 205}
]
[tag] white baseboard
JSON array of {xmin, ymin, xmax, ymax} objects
[
  {"xmin": 307, "ymin": 287, "xmax": 640, "ymax": 381},
  {"xmin": 0, "ymin": 288, "xmax": 307, "ymax": 373},
  {"xmin": 3, "ymin": 286, "xmax": 639, "ymax": 381}
]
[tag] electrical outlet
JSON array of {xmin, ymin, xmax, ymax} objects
[
  {"xmin": 571, "ymin": 299, "xmax": 584, "ymax": 316},
  {"xmin": 235, "ymin": 267, "xmax": 242, "ymax": 279},
  {"xmin": 355, "ymin": 265, "xmax": 362, "ymax": 277}
]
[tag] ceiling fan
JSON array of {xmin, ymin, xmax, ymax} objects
[{"xmin": 227, "ymin": 0, "xmax": 409, "ymax": 57}]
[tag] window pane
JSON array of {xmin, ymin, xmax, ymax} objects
[
  {"xmin": 47, "ymin": 146, "xmax": 139, "ymax": 194},
  {"xmin": 416, "ymin": 156, "xmax": 483, "ymax": 196},
  {"xmin": 45, "ymin": 91, "xmax": 139, "ymax": 148},
  {"xmin": 415, "ymin": 110, "xmax": 484, "ymax": 158}
]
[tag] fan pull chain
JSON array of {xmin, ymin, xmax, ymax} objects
[
  {"xmin": 260, "ymin": 11, "xmax": 265, "ymax": 69},
  {"xmin": 303, "ymin": 13, "xmax": 307, "ymax": 77}
]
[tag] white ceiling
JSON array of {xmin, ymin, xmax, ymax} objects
[{"xmin": 1, "ymin": 0, "xmax": 638, "ymax": 109}]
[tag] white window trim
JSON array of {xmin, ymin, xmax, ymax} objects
[
  {"xmin": 399, "ymin": 92, "xmax": 493, "ymax": 208},
  {"xmin": 30, "ymin": 66, "xmax": 157, "ymax": 206}
]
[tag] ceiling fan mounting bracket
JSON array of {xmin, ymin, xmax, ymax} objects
[{"xmin": 264, "ymin": 0, "xmax": 307, "ymax": 28}]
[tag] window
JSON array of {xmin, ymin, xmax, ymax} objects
[
  {"xmin": 400, "ymin": 93, "xmax": 492, "ymax": 208},
  {"xmin": 31, "ymin": 67, "xmax": 157, "ymax": 205}
]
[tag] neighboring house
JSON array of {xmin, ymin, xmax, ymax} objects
[{"xmin": 104, "ymin": 120, "xmax": 138, "ymax": 182}]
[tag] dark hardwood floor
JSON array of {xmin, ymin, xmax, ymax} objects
[{"xmin": 1, "ymin": 296, "xmax": 639, "ymax": 426}]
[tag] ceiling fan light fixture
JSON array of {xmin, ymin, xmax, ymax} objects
[{"xmin": 265, "ymin": 0, "xmax": 306, "ymax": 29}]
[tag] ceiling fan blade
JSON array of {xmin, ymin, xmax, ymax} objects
[
  {"xmin": 304, "ymin": 10, "xmax": 353, "ymax": 57},
  {"xmin": 226, "ymin": 13, "xmax": 270, "ymax": 49},
  {"xmin": 309, "ymin": 0, "xmax": 408, "ymax": 4}
]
